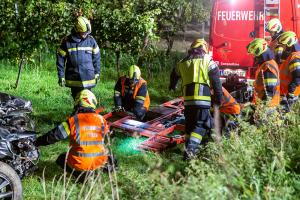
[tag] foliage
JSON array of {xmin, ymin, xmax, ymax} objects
[
  {"xmin": 0, "ymin": 0, "xmax": 49, "ymax": 59},
  {"xmin": 146, "ymin": 104, "xmax": 300, "ymax": 200},
  {"xmin": 0, "ymin": 0, "xmax": 209, "ymax": 66},
  {"xmin": 1, "ymin": 50, "xmax": 300, "ymax": 199},
  {"xmin": 0, "ymin": 50, "xmax": 182, "ymax": 199},
  {"xmin": 0, "ymin": 0, "xmax": 162, "ymax": 77},
  {"xmin": 92, "ymin": 1, "xmax": 160, "ymax": 55},
  {"xmin": 90, "ymin": 1, "xmax": 161, "ymax": 74},
  {"xmin": 2, "ymin": 1, "xmax": 300, "ymax": 199},
  {"xmin": 135, "ymin": 0, "xmax": 211, "ymax": 55},
  {"xmin": 0, "ymin": 0, "xmax": 90, "ymax": 62}
]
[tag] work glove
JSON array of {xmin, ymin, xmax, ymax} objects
[
  {"xmin": 113, "ymin": 106, "xmax": 124, "ymax": 112},
  {"xmin": 58, "ymin": 77, "xmax": 65, "ymax": 87},
  {"xmin": 95, "ymin": 74, "xmax": 100, "ymax": 84}
]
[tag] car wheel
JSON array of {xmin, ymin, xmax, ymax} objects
[{"xmin": 0, "ymin": 162, "xmax": 22, "ymax": 200}]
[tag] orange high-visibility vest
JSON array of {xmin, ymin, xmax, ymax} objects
[
  {"xmin": 67, "ymin": 113, "xmax": 108, "ymax": 171},
  {"xmin": 253, "ymin": 60, "xmax": 280, "ymax": 107},
  {"xmin": 120, "ymin": 76, "xmax": 150, "ymax": 110},
  {"xmin": 279, "ymin": 51, "xmax": 300, "ymax": 96},
  {"xmin": 220, "ymin": 87, "xmax": 240, "ymax": 115}
]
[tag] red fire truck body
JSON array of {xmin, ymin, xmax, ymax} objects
[{"xmin": 209, "ymin": 0, "xmax": 300, "ymax": 80}]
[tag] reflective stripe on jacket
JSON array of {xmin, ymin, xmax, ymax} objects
[
  {"xmin": 176, "ymin": 54, "xmax": 216, "ymax": 107},
  {"xmin": 67, "ymin": 113, "xmax": 108, "ymax": 171},
  {"xmin": 279, "ymin": 51, "xmax": 300, "ymax": 96},
  {"xmin": 120, "ymin": 76, "xmax": 150, "ymax": 110},
  {"xmin": 220, "ymin": 87, "xmax": 240, "ymax": 115},
  {"xmin": 57, "ymin": 34, "xmax": 101, "ymax": 88},
  {"xmin": 253, "ymin": 60, "xmax": 280, "ymax": 107}
]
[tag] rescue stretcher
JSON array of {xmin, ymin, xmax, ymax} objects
[{"xmin": 100, "ymin": 98, "xmax": 186, "ymax": 152}]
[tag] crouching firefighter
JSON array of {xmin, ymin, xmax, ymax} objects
[
  {"xmin": 212, "ymin": 87, "xmax": 241, "ymax": 137},
  {"xmin": 35, "ymin": 90, "xmax": 116, "ymax": 178},
  {"xmin": 169, "ymin": 39, "xmax": 223, "ymax": 160},
  {"xmin": 114, "ymin": 65, "xmax": 150, "ymax": 120},
  {"xmin": 247, "ymin": 38, "xmax": 280, "ymax": 109},
  {"xmin": 278, "ymin": 31, "xmax": 300, "ymax": 109}
]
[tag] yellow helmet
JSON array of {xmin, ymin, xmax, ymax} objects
[
  {"xmin": 75, "ymin": 89, "xmax": 97, "ymax": 109},
  {"xmin": 128, "ymin": 65, "xmax": 141, "ymax": 80},
  {"xmin": 247, "ymin": 38, "xmax": 268, "ymax": 56},
  {"xmin": 190, "ymin": 39, "xmax": 209, "ymax": 53},
  {"xmin": 278, "ymin": 31, "xmax": 298, "ymax": 47},
  {"xmin": 74, "ymin": 16, "xmax": 91, "ymax": 34},
  {"xmin": 265, "ymin": 18, "xmax": 282, "ymax": 33}
]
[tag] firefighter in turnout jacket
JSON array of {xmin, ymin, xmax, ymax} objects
[
  {"xmin": 247, "ymin": 38, "xmax": 280, "ymax": 107},
  {"xmin": 169, "ymin": 39, "xmax": 223, "ymax": 160},
  {"xmin": 114, "ymin": 65, "xmax": 150, "ymax": 120},
  {"xmin": 218, "ymin": 87, "xmax": 240, "ymax": 115},
  {"xmin": 57, "ymin": 16, "xmax": 101, "ymax": 99},
  {"xmin": 212, "ymin": 87, "xmax": 241, "ymax": 137},
  {"xmin": 278, "ymin": 31, "xmax": 300, "ymax": 106},
  {"xmin": 35, "ymin": 90, "xmax": 114, "ymax": 176},
  {"xmin": 265, "ymin": 18, "xmax": 285, "ymax": 64}
]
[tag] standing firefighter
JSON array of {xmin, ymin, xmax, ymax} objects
[
  {"xmin": 278, "ymin": 31, "xmax": 300, "ymax": 107},
  {"xmin": 169, "ymin": 39, "xmax": 223, "ymax": 160},
  {"xmin": 265, "ymin": 18, "xmax": 285, "ymax": 64},
  {"xmin": 35, "ymin": 90, "xmax": 115, "ymax": 178},
  {"xmin": 57, "ymin": 16, "xmax": 101, "ymax": 99},
  {"xmin": 247, "ymin": 38, "xmax": 280, "ymax": 108},
  {"xmin": 114, "ymin": 65, "xmax": 150, "ymax": 121}
]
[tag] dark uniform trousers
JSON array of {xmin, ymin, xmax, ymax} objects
[{"xmin": 184, "ymin": 107, "xmax": 212, "ymax": 150}]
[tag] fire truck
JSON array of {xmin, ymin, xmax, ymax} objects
[{"xmin": 209, "ymin": 0, "xmax": 300, "ymax": 80}]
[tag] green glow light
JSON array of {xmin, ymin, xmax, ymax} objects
[{"xmin": 116, "ymin": 137, "xmax": 147, "ymax": 155}]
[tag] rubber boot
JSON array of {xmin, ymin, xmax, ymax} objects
[{"xmin": 183, "ymin": 139, "xmax": 200, "ymax": 161}]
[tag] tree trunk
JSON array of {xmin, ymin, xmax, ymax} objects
[
  {"xmin": 165, "ymin": 36, "xmax": 174, "ymax": 56},
  {"xmin": 147, "ymin": 63, "xmax": 153, "ymax": 80},
  {"xmin": 15, "ymin": 54, "xmax": 25, "ymax": 89},
  {"xmin": 137, "ymin": 35, "xmax": 149, "ymax": 67},
  {"xmin": 39, "ymin": 51, "xmax": 42, "ymax": 67},
  {"xmin": 116, "ymin": 51, "xmax": 121, "ymax": 78}
]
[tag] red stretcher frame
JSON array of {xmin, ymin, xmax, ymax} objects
[{"xmin": 101, "ymin": 98, "xmax": 186, "ymax": 152}]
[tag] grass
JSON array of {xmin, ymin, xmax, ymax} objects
[
  {"xmin": 0, "ymin": 51, "xmax": 300, "ymax": 199},
  {"xmin": 0, "ymin": 52, "xmax": 185, "ymax": 199}
]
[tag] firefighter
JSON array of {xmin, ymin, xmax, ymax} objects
[
  {"xmin": 169, "ymin": 38, "xmax": 223, "ymax": 160},
  {"xmin": 218, "ymin": 87, "xmax": 241, "ymax": 115},
  {"xmin": 35, "ymin": 90, "xmax": 115, "ymax": 178},
  {"xmin": 265, "ymin": 18, "xmax": 285, "ymax": 64},
  {"xmin": 57, "ymin": 16, "xmax": 101, "ymax": 99},
  {"xmin": 247, "ymin": 38, "xmax": 280, "ymax": 108},
  {"xmin": 278, "ymin": 31, "xmax": 300, "ymax": 107},
  {"xmin": 114, "ymin": 65, "xmax": 150, "ymax": 121},
  {"xmin": 211, "ymin": 87, "xmax": 241, "ymax": 137}
]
